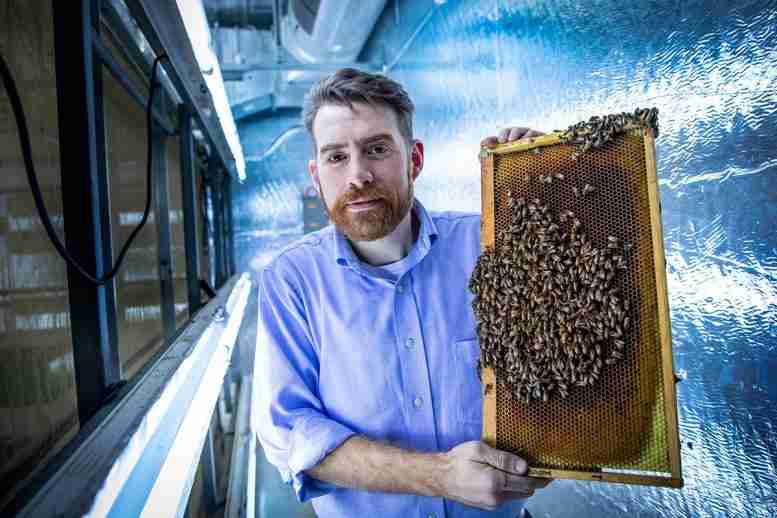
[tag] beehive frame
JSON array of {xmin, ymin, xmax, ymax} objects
[{"xmin": 479, "ymin": 128, "xmax": 683, "ymax": 488}]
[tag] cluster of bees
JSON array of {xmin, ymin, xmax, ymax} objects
[
  {"xmin": 469, "ymin": 194, "xmax": 632, "ymax": 403},
  {"xmin": 559, "ymin": 107, "xmax": 659, "ymax": 153}
]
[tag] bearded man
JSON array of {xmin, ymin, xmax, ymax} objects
[{"xmin": 255, "ymin": 68, "xmax": 550, "ymax": 517}]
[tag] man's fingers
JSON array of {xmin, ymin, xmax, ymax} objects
[
  {"xmin": 478, "ymin": 444, "xmax": 528, "ymax": 475},
  {"xmin": 507, "ymin": 126, "xmax": 530, "ymax": 142},
  {"xmin": 501, "ymin": 472, "xmax": 529, "ymax": 492},
  {"xmin": 500, "ymin": 472, "xmax": 535, "ymax": 496},
  {"xmin": 531, "ymin": 477, "xmax": 553, "ymax": 489},
  {"xmin": 500, "ymin": 473, "xmax": 551, "ymax": 497},
  {"xmin": 481, "ymin": 136, "xmax": 499, "ymax": 148},
  {"xmin": 486, "ymin": 128, "xmax": 545, "ymax": 147}
]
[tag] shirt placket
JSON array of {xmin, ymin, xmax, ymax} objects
[{"xmin": 394, "ymin": 271, "xmax": 447, "ymax": 518}]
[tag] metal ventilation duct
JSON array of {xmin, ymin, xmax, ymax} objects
[
  {"xmin": 283, "ymin": 0, "xmax": 388, "ymax": 63},
  {"xmin": 204, "ymin": 2, "xmax": 274, "ymax": 29}
]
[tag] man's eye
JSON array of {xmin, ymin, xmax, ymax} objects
[
  {"xmin": 327, "ymin": 153, "xmax": 346, "ymax": 163},
  {"xmin": 368, "ymin": 144, "xmax": 390, "ymax": 156}
]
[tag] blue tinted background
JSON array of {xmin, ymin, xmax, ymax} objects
[{"xmin": 236, "ymin": 1, "xmax": 777, "ymax": 516}]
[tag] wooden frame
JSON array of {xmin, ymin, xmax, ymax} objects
[{"xmin": 478, "ymin": 130, "xmax": 683, "ymax": 488}]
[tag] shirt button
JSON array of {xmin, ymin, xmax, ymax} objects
[
  {"xmin": 413, "ymin": 396, "xmax": 423, "ymax": 408},
  {"xmin": 427, "ymin": 514, "xmax": 436, "ymax": 518},
  {"xmin": 396, "ymin": 284, "xmax": 404, "ymax": 293},
  {"xmin": 405, "ymin": 337, "xmax": 415, "ymax": 349}
]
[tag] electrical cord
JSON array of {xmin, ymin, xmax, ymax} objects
[
  {"xmin": 199, "ymin": 279, "xmax": 217, "ymax": 299},
  {"xmin": 0, "ymin": 51, "xmax": 168, "ymax": 286}
]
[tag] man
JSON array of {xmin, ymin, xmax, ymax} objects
[{"xmin": 255, "ymin": 68, "xmax": 549, "ymax": 517}]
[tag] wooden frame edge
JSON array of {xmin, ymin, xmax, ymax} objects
[
  {"xmin": 480, "ymin": 151, "xmax": 496, "ymax": 249},
  {"xmin": 480, "ymin": 132, "xmax": 563, "ymax": 157},
  {"xmin": 480, "ymin": 148, "xmax": 497, "ymax": 447},
  {"xmin": 527, "ymin": 467, "xmax": 682, "ymax": 488},
  {"xmin": 482, "ymin": 368, "xmax": 497, "ymax": 447},
  {"xmin": 644, "ymin": 129, "xmax": 683, "ymax": 485},
  {"xmin": 479, "ymin": 124, "xmax": 648, "ymax": 157}
]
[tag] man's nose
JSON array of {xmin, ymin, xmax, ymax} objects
[{"xmin": 346, "ymin": 154, "xmax": 374, "ymax": 190}]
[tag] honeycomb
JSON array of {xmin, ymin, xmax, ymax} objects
[{"xmin": 480, "ymin": 129, "xmax": 681, "ymax": 486}]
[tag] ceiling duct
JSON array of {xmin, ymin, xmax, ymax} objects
[
  {"xmin": 204, "ymin": 3, "xmax": 274, "ymax": 29},
  {"xmin": 283, "ymin": 0, "xmax": 388, "ymax": 64}
]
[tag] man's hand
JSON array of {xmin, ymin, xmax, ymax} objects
[
  {"xmin": 438, "ymin": 441, "xmax": 552, "ymax": 511},
  {"xmin": 305, "ymin": 437, "xmax": 550, "ymax": 511},
  {"xmin": 481, "ymin": 127, "xmax": 544, "ymax": 148}
]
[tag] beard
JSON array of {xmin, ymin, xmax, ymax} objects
[{"xmin": 320, "ymin": 167, "xmax": 414, "ymax": 242}]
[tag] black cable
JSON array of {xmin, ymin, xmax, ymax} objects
[
  {"xmin": 0, "ymin": 51, "xmax": 168, "ymax": 286},
  {"xmin": 200, "ymin": 279, "xmax": 217, "ymax": 299}
]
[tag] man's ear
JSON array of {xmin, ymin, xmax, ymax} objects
[
  {"xmin": 410, "ymin": 140, "xmax": 424, "ymax": 181},
  {"xmin": 308, "ymin": 159, "xmax": 320, "ymax": 196}
]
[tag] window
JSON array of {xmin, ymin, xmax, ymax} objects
[
  {"xmin": 0, "ymin": 0, "xmax": 78, "ymax": 507},
  {"xmin": 102, "ymin": 40, "xmax": 166, "ymax": 379}
]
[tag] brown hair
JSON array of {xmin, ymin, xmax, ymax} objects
[{"xmin": 302, "ymin": 68, "xmax": 415, "ymax": 149}]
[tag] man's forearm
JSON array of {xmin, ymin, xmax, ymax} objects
[{"xmin": 305, "ymin": 435, "xmax": 448, "ymax": 497}]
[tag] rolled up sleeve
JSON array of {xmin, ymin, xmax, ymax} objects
[{"xmin": 253, "ymin": 260, "xmax": 356, "ymax": 502}]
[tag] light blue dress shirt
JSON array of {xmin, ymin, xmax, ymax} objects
[{"xmin": 255, "ymin": 198, "xmax": 527, "ymax": 517}]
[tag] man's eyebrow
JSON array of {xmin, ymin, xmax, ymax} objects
[
  {"xmin": 319, "ymin": 142, "xmax": 346, "ymax": 154},
  {"xmin": 319, "ymin": 134, "xmax": 396, "ymax": 155},
  {"xmin": 359, "ymin": 133, "xmax": 395, "ymax": 145}
]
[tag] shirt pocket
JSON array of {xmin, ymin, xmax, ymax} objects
[{"xmin": 453, "ymin": 338, "xmax": 483, "ymax": 426}]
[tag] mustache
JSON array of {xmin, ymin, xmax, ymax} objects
[{"xmin": 338, "ymin": 184, "xmax": 388, "ymax": 205}]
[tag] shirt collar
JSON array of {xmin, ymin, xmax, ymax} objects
[{"xmin": 333, "ymin": 198, "xmax": 439, "ymax": 272}]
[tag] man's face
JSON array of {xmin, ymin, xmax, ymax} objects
[{"xmin": 308, "ymin": 102, "xmax": 423, "ymax": 241}]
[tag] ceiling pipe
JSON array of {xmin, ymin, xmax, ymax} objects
[
  {"xmin": 203, "ymin": 2, "xmax": 273, "ymax": 29},
  {"xmin": 272, "ymin": 0, "xmax": 283, "ymax": 63},
  {"xmin": 282, "ymin": 0, "xmax": 388, "ymax": 65}
]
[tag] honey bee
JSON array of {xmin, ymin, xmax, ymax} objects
[{"xmin": 470, "ymin": 194, "xmax": 633, "ymax": 403}]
